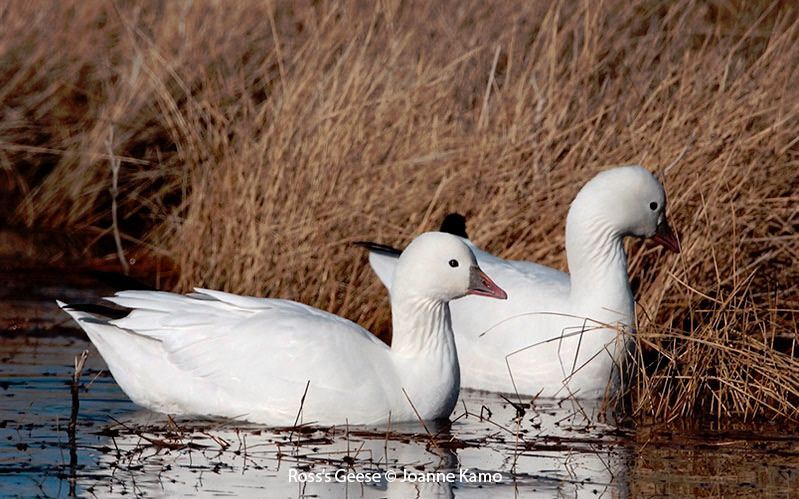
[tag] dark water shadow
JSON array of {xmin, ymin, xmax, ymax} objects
[{"xmin": 0, "ymin": 259, "xmax": 797, "ymax": 497}]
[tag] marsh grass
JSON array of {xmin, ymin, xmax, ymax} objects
[{"xmin": 2, "ymin": 0, "xmax": 797, "ymax": 422}]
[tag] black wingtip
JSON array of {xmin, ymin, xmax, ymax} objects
[
  {"xmin": 440, "ymin": 212, "xmax": 468, "ymax": 239},
  {"xmin": 87, "ymin": 270, "xmax": 155, "ymax": 291},
  {"xmin": 353, "ymin": 241, "xmax": 403, "ymax": 257},
  {"xmin": 63, "ymin": 303, "xmax": 132, "ymax": 320}
]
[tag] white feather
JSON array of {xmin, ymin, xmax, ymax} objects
[
  {"xmin": 60, "ymin": 232, "xmax": 505, "ymax": 426},
  {"xmin": 367, "ymin": 166, "xmax": 675, "ymax": 398}
]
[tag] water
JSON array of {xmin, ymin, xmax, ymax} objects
[{"xmin": 1, "ymin": 259, "xmax": 798, "ymax": 497}]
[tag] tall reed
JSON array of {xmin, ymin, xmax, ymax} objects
[{"xmin": 3, "ymin": 0, "xmax": 797, "ymax": 421}]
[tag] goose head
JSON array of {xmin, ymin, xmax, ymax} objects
[
  {"xmin": 570, "ymin": 165, "xmax": 681, "ymax": 253},
  {"xmin": 392, "ymin": 232, "xmax": 507, "ymax": 302}
]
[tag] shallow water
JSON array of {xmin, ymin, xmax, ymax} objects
[{"xmin": 1, "ymin": 262, "xmax": 798, "ymax": 497}]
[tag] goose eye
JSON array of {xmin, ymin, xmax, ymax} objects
[
  {"xmin": 448, "ymin": 259, "xmax": 459, "ymax": 268},
  {"xmin": 649, "ymin": 201, "xmax": 659, "ymax": 211}
]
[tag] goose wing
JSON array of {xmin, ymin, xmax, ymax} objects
[
  {"xmin": 106, "ymin": 289, "xmax": 394, "ymax": 414},
  {"xmin": 364, "ymin": 239, "xmax": 569, "ymax": 299}
]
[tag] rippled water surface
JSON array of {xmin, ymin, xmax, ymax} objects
[{"xmin": 1, "ymin": 260, "xmax": 798, "ymax": 497}]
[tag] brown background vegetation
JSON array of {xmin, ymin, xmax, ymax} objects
[{"xmin": 1, "ymin": 0, "xmax": 797, "ymax": 421}]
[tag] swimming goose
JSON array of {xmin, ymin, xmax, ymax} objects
[
  {"xmin": 59, "ymin": 232, "xmax": 507, "ymax": 426},
  {"xmin": 359, "ymin": 166, "xmax": 680, "ymax": 398}
]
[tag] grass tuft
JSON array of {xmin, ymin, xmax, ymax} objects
[{"xmin": 3, "ymin": 0, "xmax": 798, "ymax": 422}]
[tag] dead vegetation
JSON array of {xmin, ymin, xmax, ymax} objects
[{"xmin": 1, "ymin": 0, "xmax": 797, "ymax": 422}]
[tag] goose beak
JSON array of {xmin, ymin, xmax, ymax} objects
[
  {"xmin": 651, "ymin": 217, "xmax": 681, "ymax": 253},
  {"xmin": 467, "ymin": 267, "xmax": 508, "ymax": 300}
]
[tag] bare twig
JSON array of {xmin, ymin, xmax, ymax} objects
[
  {"xmin": 68, "ymin": 350, "xmax": 89, "ymax": 496},
  {"xmin": 106, "ymin": 128, "xmax": 129, "ymax": 275}
]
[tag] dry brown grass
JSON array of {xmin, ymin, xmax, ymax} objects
[{"xmin": 2, "ymin": 0, "xmax": 797, "ymax": 422}]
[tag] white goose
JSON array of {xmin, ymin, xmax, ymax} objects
[
  {"xmin": 59, "ymin": 232, "xmax": 507, "ymax": 426},
  {"xmin": 360, "ymin": 166, "xmax": 680, "ymax": 398}
]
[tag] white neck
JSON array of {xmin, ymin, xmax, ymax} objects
[
  {"xmin": 388, "ymin": 292, "xmax": 460, "ymax": 419},
  {"xmin": 565, "ymin": 210, "xmax": 634, "ymax": 326}
]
